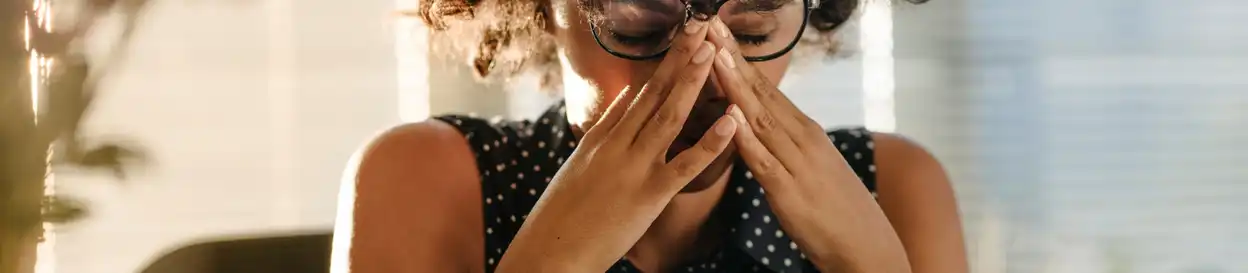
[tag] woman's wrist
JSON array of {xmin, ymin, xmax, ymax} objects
[
  {"xmin": 797, "ymin": 226, "xmax": 909, "ymax": 273},
  {"xmin": 826, "ymin": 233, "xmax": 911, "ymax": 273},
  {"xmin": 781, "ymin": 199, "xmax": 910, "ymax": 273}
]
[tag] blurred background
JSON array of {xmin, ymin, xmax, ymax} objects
[{"xmin": 4, "ymin": 0, "xmax": 1247, "ymax": 272}]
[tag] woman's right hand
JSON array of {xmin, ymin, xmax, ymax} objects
[{"xmin": 494, "ymin": 19, "xmax": 734, "ymax": 273}]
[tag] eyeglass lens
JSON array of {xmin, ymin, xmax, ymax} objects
[{"xmin": 588, "ymin": 0, "xmax": 807, "ymax": 60}]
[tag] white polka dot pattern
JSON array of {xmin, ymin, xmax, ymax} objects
[{"xmin": 434, "ymin": 102, "xmax": 879, "ymax": 273}]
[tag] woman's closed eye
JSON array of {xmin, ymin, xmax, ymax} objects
[
  {"xmin": 607, "ymin": 29, "xmax": 668, "ymax": 46},
  {"xmin": 726, "ymin": 20, "xmax": 779, "ymax": 46},
  {"xmin": 607, "ymin": 28, "xmax": 771, "ymax": 47},
  {"xmin": 732, "ymin": 31, "xmax": 772, "ymax": 45}
]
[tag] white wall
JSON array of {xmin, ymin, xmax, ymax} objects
[{"xmin": 51, "ymin": 0, "xmax": 405, "ymax": 272}]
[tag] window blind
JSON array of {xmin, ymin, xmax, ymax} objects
[{"xmin": 894, "ymin": 0, "xmax": 1248, "ymax": 272}]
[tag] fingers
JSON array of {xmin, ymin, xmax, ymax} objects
[
  {"xmin": 711, "ymin": 44, "xmax": 804, "ymax": 166},
  {"xmin": 708, "ymin": 18, "xmax": 823, "ymax": 140},
  {"xmin": 663, "ymin": 113, "xmax": 736, "ymax": 183},
  {"xmin": 707, "ymin": 18, "xmax": 826, "ymax": 149},
  {"xmin": 611, "ymin": 19, "xmax": 712, "ymax": 143},
  {"xmin": 634, "ymin": 41, "xmax": 717, "ymax": 151},
  {"xmin": 581, "ymin": 86, "xmax": 641, "ymax": 145},
  {"xmin": 727, "ymin": 105, "xmax": 795, "ymax": 192},
  {"xmin": 652, "ymin": 19, "xmax": 714, "ymax": 88},
  {"xmin": 706, "ymin": 18, "xmax": 774, "ymax": 133},
  {"xmin": 705, "ymin": 18, "xmax": 804, "ymax": 120}
]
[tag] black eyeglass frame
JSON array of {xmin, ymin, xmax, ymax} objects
[{"xmin": 589, "ymin": 0, "xmax": 818, "ymax": 62}]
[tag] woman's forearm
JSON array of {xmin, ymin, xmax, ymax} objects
[
  {"xmin": 494, "ymin": 192, "xmax": 671, "ymax": 273},
  {"xmin": 493, "ymin": 246, "xmax": 590, "ymax": 273},
  {"xmin": 493, "ymin": 218, "xmax": 624, "ymax": 272},
  {"xmin": 492, "ymin": 225, "xmax": 627, "ymax": 273}
]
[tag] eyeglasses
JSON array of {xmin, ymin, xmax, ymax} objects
[{"xmin": 588, "ymin": 0, "xmax": 818, "ymax": 62}]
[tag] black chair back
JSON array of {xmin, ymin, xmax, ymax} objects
[{"xmin": 139, "ymin": 232, "xmax": 333, "ymax": 273}]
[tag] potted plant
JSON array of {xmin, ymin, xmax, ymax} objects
[{"xmin": 1, "ymin": 0, "xmax": 151, "ymax": 272}]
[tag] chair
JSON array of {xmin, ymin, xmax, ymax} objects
[{"xmin": 138, "ymin": 231, "xmax": 333, "ymax": 273}]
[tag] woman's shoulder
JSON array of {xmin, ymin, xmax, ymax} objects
[
  {"xmin": 342, "ymin": 119, "xmax": 491, "ymax": 271},
  {"xmin": 353, "ymin": 119, "xmax": 479, "ymax": 184},
  {"xmin": 351, "ymin": 113, "xmax": 535, "ymax": 193},
  {"xmin": 354, "ymin": 114, "xmax": 532, "ymax": 172},
  {"xmin": 344, "ymin": 114, "xmax": 547, "ymax": 269},
  {"xmin": 349, "ymin": 113, "xmax": 541, "ymax": 204},
  {"xmin": 348, "ymin": 119, "xmax": 487, "ymax": 217}
]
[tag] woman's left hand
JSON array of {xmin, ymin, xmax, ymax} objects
[{"xmin": 704, "ymin": 18, "xmax": 911, "ymax": 273}]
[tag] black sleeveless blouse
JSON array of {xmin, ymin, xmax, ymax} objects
[{"xmin": 434, "ymin": 102, "xmax": 879, "ymax": 273}]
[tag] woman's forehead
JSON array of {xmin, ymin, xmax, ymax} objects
[
  {"xmin": 576, "ymin": 0, "xmax": 686, "ymax": 16},
  {"xmin": 579, "ymin": 0, "xmax": 687, "ymax": 8},
  {"xmin": 578, "ymin": 0, "xmax": 795, "ymax": 11}
]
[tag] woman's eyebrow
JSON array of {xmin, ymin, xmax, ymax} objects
[
  {"xmin": 727, "ymin": 0, "xmax": 794, "ymax": 14},
  {"xmin": 587, "ymin": 0, "xmax": 685, "ymax": 14}
]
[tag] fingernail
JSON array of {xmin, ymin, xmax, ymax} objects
[
  {"xmin": 685, "ymin": 19, "xmax": 704, "ymax": 35},
  {"xmin": 717, "ymin": 48, "xmax": 736, "ymax": 68},
  {"xmin": 715, "ymin": 115, "xmax": 737, "ymax": 136},
  {"xmin": 693, "ymin": 42, "xmax": 714, "ymax": 64},
  {"xmin": 729, "ymin": 104, "xmax": 746, "ymax": 126},
  {"xmin": 713, "ymin": 17, "xmax": 731, "ymax": 38}
]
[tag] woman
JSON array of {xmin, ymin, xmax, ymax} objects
[{"xmin": 335, "ymin": 0, "xmax": 967, "ymax": 272}]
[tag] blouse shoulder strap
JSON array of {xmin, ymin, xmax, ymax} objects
[{"xmin": 826, "ymin": 127, "xmax": 877, "ymax": 193}]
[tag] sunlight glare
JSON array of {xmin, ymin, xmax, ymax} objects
[
  {"xmin": 859, "ymin": 1, "xmax": 897, "ymax": 133},
  {"xmin": 396, "ymin": 2, "xmax": 430, "ymax": 122},
  {"xmin": 30, "ymin": 0, "xmax": 57, "ymax": 272}
]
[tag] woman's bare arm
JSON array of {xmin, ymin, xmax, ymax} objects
[
  {"xmin": 331, "ymin": 120, "xmax": 484, "ymax": 273},
  {"xmin": 873, "ymin": 133, "xmax": 970, "ymax": 273}
]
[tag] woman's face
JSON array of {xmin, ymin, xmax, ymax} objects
[{"xmin": 550, "ymin": 0, "xmax": 805, "ymax": 191}]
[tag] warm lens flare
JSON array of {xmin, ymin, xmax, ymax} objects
[
  {"xmin": 859, "ymin": 1, "xmax": 895, "ymax": 133},
  {"xmin": 30, "ymin": 0, "xmax": 57, "ymax": 272}
]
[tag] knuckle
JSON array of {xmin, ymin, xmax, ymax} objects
[
  {"xmin": 595, "ymin": 136, "xmax": 624, "ymax": 151},
  {"xmin": 671, "ymin": 159, "xmax": 699, "ymax": 177},
  {"xmin": 579, "ymin": 131, "xmax": 603, "ymax": 146},
  {"xmin": 753, "ymin": 158, "xmax": 782, "ymax": 176},
  {"xmin": 644, "ymin": 169, "xmax": 682, "ymax": 195},
  {"xmin": 668, "ymin": 157, "xmax": 710, "ymax": 180},
  {"xmin": 678, "ymin": 70, "xmax": 700, "ymax": 84},
  {"xmin": 651, "ymin": 109, "xmax": 681, "ymax": 128},
  {"xmin": 672, "ymin": 42, "xmax": 696, "ymax": 55},
  {"xmin": 752, "ymin": 113, "xmax": 780, "ymax": 133},
  {"xmin": 752, "ymin": 79, "xmax": 776, "ymax": 97},
  {"xmin": 652, "ymin": 126, "xmax": 682, "ymax": 143},
  {"xmin": 642, "ymin": 81, "xmax": 668, "ymax": 96},
  {"xmin": 697, "ymin": 139, "xmax": 720, "ymax": 155}
]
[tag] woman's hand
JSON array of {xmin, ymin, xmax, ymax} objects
[
  {"xmin": 705, "ymin": 18, "xmax": 912, "ymax": 273},
  {"xmin": 494, "ymin": 19, "xmax": 733, "ymax": 273}
]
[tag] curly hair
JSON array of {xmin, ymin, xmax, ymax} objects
[{"xmin": 410, "ymin": 0, "xmax": 926, "ymax": 90}]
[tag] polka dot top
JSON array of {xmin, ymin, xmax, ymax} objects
[{"xmin": 434, "ymin": 102, "xmax": 879, "ymax": 273}]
